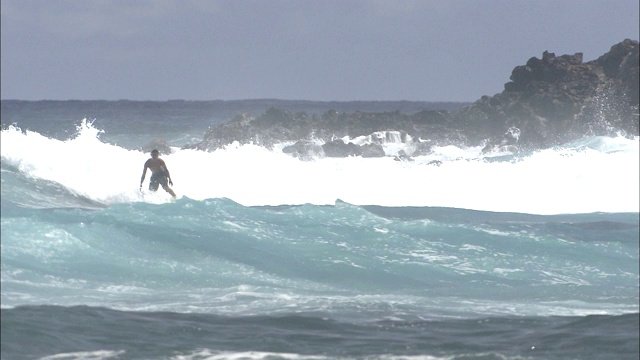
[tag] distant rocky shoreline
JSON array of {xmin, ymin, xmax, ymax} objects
[{"xmin": 184, "ymin": 39, "xmax": 639, "ymax": 158}]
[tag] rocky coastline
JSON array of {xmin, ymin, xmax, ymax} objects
[{"xmin": 183, "ymin": 39, "xmax": 639, "ymax": 158}]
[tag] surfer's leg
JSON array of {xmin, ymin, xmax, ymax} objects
[
  {"xmin": 158, "ymin": 176, "xmax": 176, "ymax": 197},
  {"xmin": 162, "ymin": 184, "xmax": 177, "ymax": 198},
  {"xmin": 149, "ymin": 178, "xmax": 160, "ymax": 192}
]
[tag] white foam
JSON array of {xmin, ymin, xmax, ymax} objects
[
  {"xmin": 39, "ymin": 350, "xmax": 126, "ymax": 360},
  {"xmin": 170, "ymin": 350, "xmax": 453, "ymax": 360},
  {"xmin": 1, "ymin": 122, "xmax": 638, "ymax": 214}
]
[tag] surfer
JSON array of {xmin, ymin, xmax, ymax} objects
[{"xmin": 140, "ymin": 149, "xmax": 177, "ymax": 198}]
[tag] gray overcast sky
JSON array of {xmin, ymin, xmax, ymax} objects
[{"xmin": 1, "ymin": 0, "xmax": 638, "ymax": 102}]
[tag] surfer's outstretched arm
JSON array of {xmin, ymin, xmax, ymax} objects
[{"xmin": 140, "ymin": 160, "xmax": 149, "ymax": 188}]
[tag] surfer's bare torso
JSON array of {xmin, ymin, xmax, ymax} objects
[{"xmin": 144, "ymin": 158, "xmax": 168, "ymax": 175}]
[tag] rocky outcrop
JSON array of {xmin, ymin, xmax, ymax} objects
[
  {"xmin": 185, "ymin": 107, "xmax": 461, "ymax": 156},
  {"xmin": 282, "ymin": 140, "xmax": 324, "ymax": 160},
  {"xmin": 185, "ymin": 40, "xmax": 639, "ymax": 157},
  {"xmin": 320, "ymin": 139, "xmax": 386, "ymax": 158},
  {"xmin": 183, "ymin": 109, "xmax": 314, "ymax": 150},
  {"xmin": 458, "ymin": 39, "xmax": 639, "ymax": 149}
]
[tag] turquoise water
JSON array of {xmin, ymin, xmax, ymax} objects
[{"xmin": 1, "ymin": 113, "xmax": 638, "ymax": 359}]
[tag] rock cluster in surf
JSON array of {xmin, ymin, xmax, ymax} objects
[{"xmin": 185, "ymin": 39, "xmax": 639, "ymax": 157}]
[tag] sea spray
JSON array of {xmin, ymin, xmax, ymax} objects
[{"xmin": 1, "ymin": 121, "xmax": 638, "ymax": 213}]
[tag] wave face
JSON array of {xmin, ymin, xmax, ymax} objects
[
  {"xmin": 1, "ymin": 119, "xmax": 639, "ymax": 360},
  {"xmin": 2, "ymin": 196, "xmax": 638, "ymax": 316}
]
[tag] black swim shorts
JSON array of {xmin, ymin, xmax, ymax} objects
[{"xmin": 149, "ymin": 172, "xmax": 169, "ymax": 191}]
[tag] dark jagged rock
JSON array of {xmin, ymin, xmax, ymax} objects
[
  {"xmin": 321, "ymin": 139, "xmax": 385, "ymax": 158},
  {"xmin": 458, "ymin": 39, "xmax": 639, "ymax": 149},
  {"xmin": 188, "ymin": 40, "xmax": 638, "ymax": 156},
  {"xmin": 184, "ymin": 109, "xmax": 318, "ymax": 151},
  {"xmin": 189, "ymin": 106, "xmax": 461, "ymax": 156},
  {"xmin": 321, "ymin": 139, "xmax": 360, "ymax": 157},
  {"xmin": 481, "ymin": 126, "xmax": 521, "ymax": 154},
  {"xmin": 282, "ymin": 140, "xmax": 324, "ymax": 160},
  {"xmin": 360, "ymin": 143, "xmax": 386, "ymax": 157},
  {"xmin": 409, "ymin": 140, "xmax": 434, "ymax": 156}
]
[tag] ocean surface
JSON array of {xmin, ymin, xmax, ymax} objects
[{"xmin": 1, "ymin": 103, "xmax": 639, "ymax": 360}]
